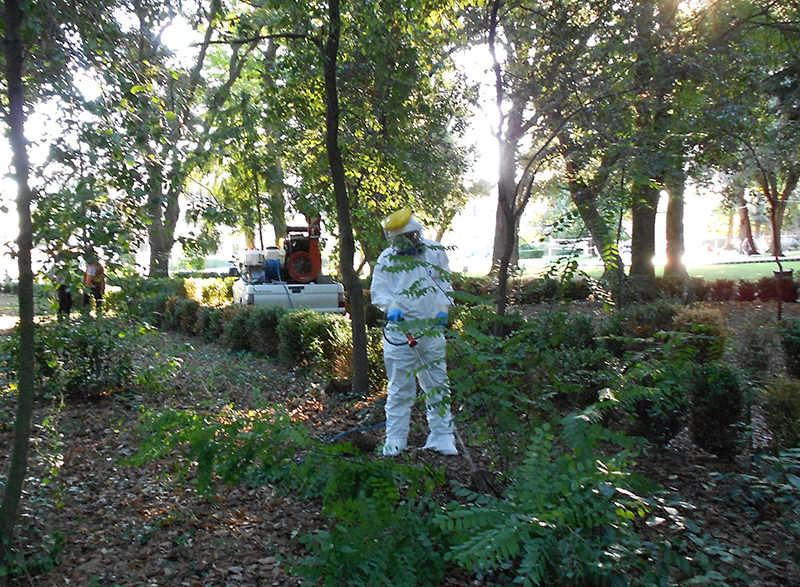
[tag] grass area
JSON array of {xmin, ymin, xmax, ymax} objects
[
  {"xmin": 516, "ymin": 257, "xmax": 800, "ymax": 282},
  {"xmin": 675, "ymin": 260, "xmax": 800, "ymax": 281}
]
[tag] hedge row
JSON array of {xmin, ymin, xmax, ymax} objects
[
  {"xmin": 449, "ymin": 273, "xmax": 800, "ymax": 304},
  {"xmin": 161, "ymin": 296, "xmax": 387, "ymax": 393}
]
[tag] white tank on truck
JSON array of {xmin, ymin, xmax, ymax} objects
[{"xmin": 232, "ymin": 215, "xmax": 346, "ymax": 314}]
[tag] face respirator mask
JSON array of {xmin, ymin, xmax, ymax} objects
[{"xmin": 392, "ymin": 230, "xmax": 422, "ymax": 255}]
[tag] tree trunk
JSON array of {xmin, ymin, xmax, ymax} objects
[
  {"xmin": 725, "ymin": 212, "xmax": 734, "ymax": 250},
  {"xmin": 559, "ymin": 143, "xmax": 626, "ymax": 286},
  {"xmin": 491, "ymin": 137, "xmax": 521, "ymax": 276},
  {"xmin": 736, "ymin": 187, "xmax": 758, "ymax": 255},
  {"xmin": 146, "ymin": 163, "xmax": 171, "ymax": 277},
  {"xmin": 492, "ymin": 133, "xmax": 521, "ymax": 329},
  {"xmin": 142, "ymin": 0, "xmax": 218, "ymax": 277},
  {"xmin": 1, "ymin": 0, "xmax": 37, "ymax": 563},
  {"xmin": 629, "ymin": 183, "xmax": 660, "ymax": 280},
  {"xmin": 663, "ymin": 169, "xmax": 688, "ymax": 279},
  {"xmin": 322, "ymin": 0, "xmax": 369, "ymax": 396},
  {"xmin": 267, "ymin": 164, "xmax": 287, "ymax": 247}
]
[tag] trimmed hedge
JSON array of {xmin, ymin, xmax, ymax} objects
[{"xmin": 158, "ymin": 295, "xmax": 386, "ymax": 392}]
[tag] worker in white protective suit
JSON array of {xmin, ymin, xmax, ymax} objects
[{"xmin": 370, "ymin": 208, "xmax": 458, "ymax": 457}]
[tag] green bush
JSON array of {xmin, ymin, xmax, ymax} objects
[
  {"xmin": 669, "ymin": 305, "xmax": 728, "ymax": 364},
  {"xmin": 218, "ymin": 304, "xmax": 252, "ymax": 351},
  {"xmin": 438, "ymin": 414, "xmax": 651, "ymax": 586},
  {"xmin": 198, "ymin": 307, "xmax": 225, "ymax": 343},
  {"xmin": 519, "ymin": 277, "xmax": 560, "ymax": 303},
  {"xmin": 451, "ymin": 273, "xmax": 493, "ymax": 295},
  {"xmin": 245, "ymin": 306, "xmax": 286, "ymax": 358},
  {"xmin": 737, "ymin": 280, "xmax": 757, "ymax": 302},
  {"xmin": 709, "ymin": 279, "xmax": 736, "ymax": 301},
  {"xmin": 1, "ymin": 318, "xmax": 134, "ymax": 401},
  {"xmin": 685, "ymin": 363, "xmax": 746, "ymax": 461},
  {"xmin": 278, "ymin": 310, "xmax": 353, "ymax": 379},
  {"xmin": 757, "ymin": 274, "xmax": 798, "ymax": 303},
  {"xmin": 615, "ymin": 361, "xmax": 690, "ymax": 447},
  {"xmin": 524, "ymin": 310, "xmax": 609, "ymax": 410},
  {"xmin": 165, "ymin": 297, "xmax": 201, "ymax": 335},
  {"xmin": 183, "ymin": 277, "xmax": 235, "ymax": 306},
  {"xmin": 762, "ymin": 380, "xmax": 800, "ymax": 450},
  {"xmin": 105, "ymin": 276, "xmax": 185, "ymax": 325},
  {"xmin": 686, "ymin": 277, "xmax": 712, "ymax": 302},
  {"xmin": 655, "ymin": 275, "xmax": 687, "ymax": 300},
  {"xmin": 600, "ymin": 300, "xmax": 677, "ymax": 357},
  {"xmin": 448, "ymin": 307, "xmax": 614, "ymax": 457},
  {"xmin": 778, "ymin": 317, "xmax": 800, "ymax": 379}
]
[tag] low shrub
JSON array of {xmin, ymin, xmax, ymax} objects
[
  {"xmin": 737, "ymin": 280, "xmax": 757, "ymax": 302},
  {"xmin": 193, "ymin": 306, "xmax": 224, "ymax": 343},
  {"xmin": 655, "ymin": 275, "xmax": 686, "ymax": 300},
  {"xmin": 437, "ymin": 414, "xmax": 650, "ymax": 586},
  {"xmin": 525, "ymin": 310, "xmax": 610, "ymax": 410},
  {"xmin": 616, "ymin": 361, "xmax": 689, "ymax": 447},
  {"xmin": 165, "ymin": 297, "xmax": 201, "ymax": 335},
  {"xmin": 1, "ymin": 318, "xmax": 134, "ymax": 401},
  {"xmin": 670, "ymin": 305, "xmax": 728, "ymax": 364},
  {"xmin": 561, "ymin": 277, "xmax": 593, "ymax": 301},
  {"xmin": 105, "ymin": 276, "xmax": 185, "ymax": 325},
  {"xmin": 709, "ymin": 279, "xmax": 736, "ymax": 301},
  {"xmin": 600, "ymin": 300, "xmax": 677, "ymax": 357},
  {"xmin": 245, "ymin": 306, "xmax": 286, "ymax": 358},
  {"xmin": 450, "ymin": 274, "xmax": 493, "ymax": 298},
  {"xmin": 278, "ymin": 310, "xmax": 353, "ymax": 378},
  {"xmin": 298, "ymin": 488, "xmax": 445, "ymax": 586},
  {"xmin": 686, "ymin": 277, "xmax": 712, "ymax": 302},
  {"xmin": 758, "ymin": 274, "xmax": 798, "ymax": 303},
  {"xmin": 777, "ymin": 317, "xmax": 800, "ymax": 379},
  {"xmin": 218, "ymin": 304, "xmax": 252, "ymax": 351},
  {"xmin": 183, "ymin": 277, "xmax": 235, "ymax": 306},
  {"xmin": 685, "ymin": 362, "xmax": 746, "ymax": 461},
  {"xmin": 762, "ymin": 379, "xmax": 800, "ymax": 450}
]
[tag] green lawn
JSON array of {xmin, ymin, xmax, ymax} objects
[{"xmin": 516, "ymin": 257, "xmax": 800, "ymax": 282}]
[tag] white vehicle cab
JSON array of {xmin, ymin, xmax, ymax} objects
[{"xmin": 232, "ymin": 216, "xmax": 346, "ymax": 314}]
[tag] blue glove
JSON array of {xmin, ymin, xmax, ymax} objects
[
  {"xmin": 435, "ymin": 311, "xmax": 448, "ymax": 326},
  {"xmin": 387, "ymin": 308, "xmax": 405, "ymax": 322}
]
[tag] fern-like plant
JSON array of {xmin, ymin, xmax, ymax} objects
[{"xmin": 437, "ymin": 411, "xmax": 653, "ymax": 586}]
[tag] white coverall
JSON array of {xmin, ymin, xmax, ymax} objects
[{"xmin": 370, "ymin": 237, "xmax": 457, "ymax": 456}]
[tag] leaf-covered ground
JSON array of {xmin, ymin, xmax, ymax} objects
[{"xmin": 1, "ymin": 300, "xmax": 799, "ymax": 585}]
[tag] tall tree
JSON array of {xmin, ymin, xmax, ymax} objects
[
  {"xmin": 1, "ymin": 0, "xmax": 36, "ymax": 563},
  {"xmin": 66, "ymin": 0, "xmax": 222, "ymax": 277},
  {"xmin": 700, "ymin": 0, "xmax": 800, "ymax": 259},
  {"xmin": 472, "ymin": 0, "xmax": 633, "ymax": 321},
  {"xmin": 319, "ymin": 0, "xmax": 369, "ymax": 396}
]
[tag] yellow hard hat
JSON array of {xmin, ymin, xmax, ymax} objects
[{"xmin": 382, "ymin": 207, "xmax": 413, "ymax": 233}]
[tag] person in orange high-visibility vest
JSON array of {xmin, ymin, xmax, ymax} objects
[{"xmin": 83, "ymin": 254, "xmax": 105, "ymax": 316}]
